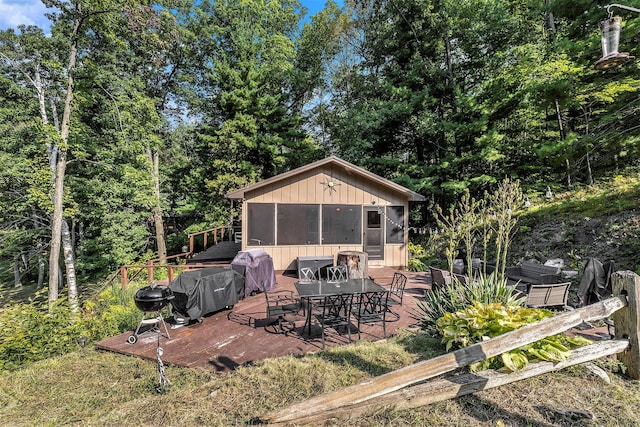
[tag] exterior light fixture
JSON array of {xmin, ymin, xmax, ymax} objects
[{"xmin": 595, "ymin": 4, "xmax": 639, "ymax": 70}]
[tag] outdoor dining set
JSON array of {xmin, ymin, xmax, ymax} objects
[{"xmin": 263, "ymin": 266, "xmax": 408, "ymax": 349}]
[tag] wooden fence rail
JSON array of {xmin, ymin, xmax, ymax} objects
[
  {"xmin": 187, "ymin": 226, "xmax": 230, "ymax": 254},
  {"xmin": 260, "ymin": 270, "xmax": 640, "ymax": 425},
  {"xmin": 102, "ymin": 226, "xmax": 232, "ymax": 289}
]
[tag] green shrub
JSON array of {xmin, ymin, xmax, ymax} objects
[
  {"xmin": 0, "ymin": 294, "xmax": 88, "ymax": 371},
  {"xmin": 407, "ymin": 242, "xmax": 428, "ymax": 272},
  {"xmin": 436, "ymin": 301, "xmax": 592, "ymax": 371},
  {"xmin": 416, "ymin": 273, "xmax": 526, "ymax": 331},
  {"xmin": 82, "ymin": 284, "xmax": 144, "ymax": 341},
  {"xmin": 0, "ymin": 283, "xmax": 158, "ymax": 372}
]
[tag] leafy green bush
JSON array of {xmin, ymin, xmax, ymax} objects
[
  {"xmin": 407, "ymin": 242, "xmax": 428, "ymax": 272},
  {"xmin": 436, "ymin": 301, "xmax": 592, "ymax": 372},
  {"xmin": 416, "ymin": 272, "xmax": 526, "ymax": 331},
  {"xmin": 82, "ymin": 284, "xmax": 144, "ymax": 341},
  {"xmin": 0, "ymin": 282, "xmax": 156, "ymax": 372},
  {"xmin": 0, "ymin": 294, "xmax": 88, "ymax": 371}
]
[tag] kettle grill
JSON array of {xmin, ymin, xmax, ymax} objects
[{"xmin": 127, "ymin": 283, "xmax": 174, "ymax": 344}]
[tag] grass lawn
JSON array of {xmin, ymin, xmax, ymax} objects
[{"xmin": 1, "ymin": 330, "xmax": 639, "ymax": 426}]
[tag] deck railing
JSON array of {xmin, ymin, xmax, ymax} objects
[
  {"xmin": 186, "ymin": 226, "xmax": 231, "ymax": 255},
  {"xmin": 103, "ymin": 225, "xmax": 233, "ymax": 289}
]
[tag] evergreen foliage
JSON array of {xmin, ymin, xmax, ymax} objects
[{"xmin": 0, "ymin": 0, "xmax": 639, "ymax": 288}]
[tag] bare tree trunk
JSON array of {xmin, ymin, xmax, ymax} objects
[
  {"xmin": 554, "ymin": 98, "xmax": 571, "ymax": 187},
  {"xmin": 149, "ymin": 149, "xmax": 167, "ymax": 262},
  {"xmin": 13, "ymin": 255, "xmax": 22, "ymax": 288},
  {"xmin": 49, "ymin": 5, "xmax": 82, "ymax": 307},
  {"xmin": 554, "ymin": 98, "xmax": 565, "ymax": 140},
  {"xmin": 37, "ymin": 245, "xmax": 45, "ymax": 290},
  {"xmin": 544, "ymin": 0, "xmax": 556, "ymax": 33},
  {"xmin": 62, "ymin": 220, "xmax": 78, "ymax": 313}
]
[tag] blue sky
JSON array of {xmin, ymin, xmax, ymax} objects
[{"xmin": 0, "ymin": 0, "xmax": 339, "ymax": 31}]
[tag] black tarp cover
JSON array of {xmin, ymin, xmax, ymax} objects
[
  {"xmin": 168, "ymin": 267, "xmax": 244, "ymax": 320},
  {"xmin": 231, "ymin": 249, "xmax": 277, "ymax": 296},
  {"xmin": 577, "ymin": 258, "xmax": 615, "ymax": 307}
]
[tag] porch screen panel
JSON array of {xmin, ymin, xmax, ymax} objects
[
  {"xmin": 385, "ymin": 206, "xmax": 405, "ymax": 244},
  {"xmin": 247, "ymin": 203, "xmax": 275, "ymax": 246},
  {"xmin": 322, "ymin": 205, "xmax": 361, "ymax": 244},
  {"xmin": 277, "ymin": 204, "xmax": 320, "ymax": 245}
]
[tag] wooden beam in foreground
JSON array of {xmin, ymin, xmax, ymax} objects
[
  {"xmin": 265, "ymin": 340, "xmax": 628, "ymax": 425},
  {"xmin": 260, "ymin": 295, "xmax": 627, "ymax": 425},
  {"xmin": 612, "ymin": 271, "xmax": 640, "ymax": 379}
]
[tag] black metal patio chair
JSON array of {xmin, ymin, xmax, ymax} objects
[
  {"xmin": 312, "ymin": 293, "xmax": 354, "ymax": 349},
  {"xmin": 352, "ymin": 290, "xmax": 389, "ymax": 340},
  {"xmin": 264, "ymin": 289, "xmax": 301, "ymax": 335}
]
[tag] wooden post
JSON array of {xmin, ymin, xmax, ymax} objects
[
  {"xmin": 611, "ymin": 270, "xmax": 640, "ymax": 379},
  {"xmin": 270, "ymin": 340, "xmax": 629, "ymax": 425},
  {"xmin": 121, "ymin": 266, "xmax": 128, "ymax": 289},
  {"xmin": 189, "ymin": 235, "xmax": 194, "ymax": 254},
  {"xmin": 168, "ymin": 266, "xmax": 174, "ymax": 284},
  {"xmin": 147, "ymin": 260, "xmax": 154, "ymax": 284},
  {"xmin": 203, "ymin": 232, "xmax": 208, "ymax": 249}
]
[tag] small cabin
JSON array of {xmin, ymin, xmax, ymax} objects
[{"xmin": 226, "ymin": 156, "xmax": 425, "ymax": 273}]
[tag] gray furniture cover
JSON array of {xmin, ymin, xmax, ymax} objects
[
  {"xmin": 577, "ymin": 258, "xmax": 615, "ymax": 307},
  {"xmin": 169, "ymin": 267, "xmax": 244, "ymax": 320},
  {"xmin": 231, "ymin": 249, "xmax": 277, "ymax": 296}
]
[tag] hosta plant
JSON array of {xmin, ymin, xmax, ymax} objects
[
  {"xmin": 436, "ymin": 301, "xmax": 592, "ymax": 372},
  {"xmin": 416, "ymin": 272, "xmax": 526, "ymax": 331}
]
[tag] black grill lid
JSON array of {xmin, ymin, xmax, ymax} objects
[{"xmin": 134, "ymin": 285, "xmax": 174, "ymax": 302}]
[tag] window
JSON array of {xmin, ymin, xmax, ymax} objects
[
  {"xmin": 385, "ymin": 206, "xmax": 405, "ymax": 244},
  {"xmin": 322, "ymin": 205, "xmax": 361, "ymax": 244},
  {"xmin": 277, "ymin": 204, "xmax": 320, "ymax": 245},
  {"xmin": 247, "ymin": 203, "xmax": 275, "ymax": 246}
]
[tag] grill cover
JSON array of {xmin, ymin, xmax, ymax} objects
[
  {"xmin": 231, "ymin": 249, "xmax": 277, "ymax": 296},
  {"xmin": 168, "ymin": 267, "xmax": 244, "ymax": 320}
]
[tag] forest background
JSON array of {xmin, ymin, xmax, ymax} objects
[{"xmin": 1, "ymin": 0, "xmax": 639, "ymax": 303}]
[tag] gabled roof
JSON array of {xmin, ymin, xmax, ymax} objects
[{"xmin": 226, "ymin": 155, "xmax": 426, "ymax": 201}]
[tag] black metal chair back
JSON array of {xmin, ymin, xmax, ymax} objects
[
  {"xmin": 388, "ymin": 272, "xmax": 408, "ymax": 305},
  {"xmin": 354, "ymin": 290, "xmax": 389, "ymax": 339},
  {"xmin": 314, "ymin": 293, "xmax": 354, "ymax": 349},
  {"xmin": 300, "ymin": 267, "xmax": 319, "ymax": 280},
  {"xmin": 327, "ymin": 265, "xmax": 348, "ymax": 282}
]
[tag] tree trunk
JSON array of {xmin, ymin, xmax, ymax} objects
[
  {"xmin": 48, "ymin": 151, "xmax": 66, "ymax": 304},
  {"xmin": 48, "ymin": 4, "xmax": 81, "ymax": 306},
  {"xmin": 554, "ymin": 98, "xmax": 571, "ymax": 187},
  {"xmin": 37, "ymin": 245, "xmax": 45, "ymax": 290},
  {"xmin": 62, "ymin": 219, "xmax": 79, "ymax": 314},
  {"xmin": 544, "ymin": 0, "xmax": 556, "ymax": 33},
  {"xmin": 13, "ymin": 255, "xmax": 22, "ymax": 288},
  {"xmin": 149, "ymin": 149, "xmax": 167, "ymax": 262}
]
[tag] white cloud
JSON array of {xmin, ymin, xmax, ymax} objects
[{"xmin": 0, "ymin": 0, "xmax": 49, "ymax": 30}]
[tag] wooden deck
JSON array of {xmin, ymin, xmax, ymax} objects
[
  {"xmin": 187, "ymin": 240, "xmax": 241, "ymax": 263},
  {"xmin": 95, "ymin": 267, "xmax": 433, "ymax": 372}
]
